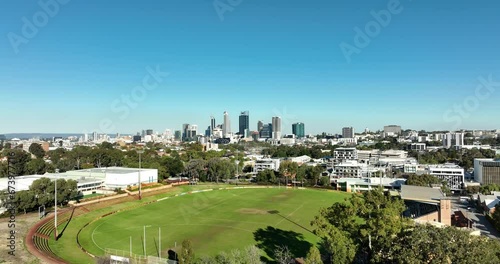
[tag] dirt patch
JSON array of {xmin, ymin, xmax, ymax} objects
[
  {"xmin": 238, "ymin": 208, "xmax": 269, "ymax": 215},
  {"xmin": 0, "ymin": 213, "xmax": 41, "ymax": 264}
]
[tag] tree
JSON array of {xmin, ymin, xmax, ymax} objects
[
  {"xmin": 256, "ymin": 169, "xmax": 276, "ymax": 184},
  {"xmin": 274, "ymin": 245, "xmax": 293, "ymax": 264},
  {"xmin": 29, "ymin": 143, "xmax": 46, "ymax": 159},
  {"xmin": 164, "ymin": 156, "xmax": 184, "ymax": 178},
  {"xmin": 304, "ymin": 246, "xmax": 323, "ymax": 264},
  {"xmin": 5, "ymin": 149, "xmax": 31, "ymax": 176},
  {"xmin": 26, "ymin": 158, "xmax": 47, "ymax": 175},
  {"xmin": 392, "ymin": 225, "xmax": 500, "ymax": 264},
  {"xmin": 179, "ymin": 240, "xmax": 195, "ymax": 264},
  {"xmin": 311, "ymin": 189, "xmax": 409, "ymax": 262},
  {"xmin": 279, "ymin": 161, "xmax": 298, "ymax": 184}
]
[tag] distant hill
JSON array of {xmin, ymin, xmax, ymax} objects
[{"xmin": 1, "ymin": 133, "xmax": 85, "ymax": 140}]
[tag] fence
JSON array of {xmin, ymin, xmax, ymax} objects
[{"xmin": 104, "ymin": 248, "xmax": 177, "ymax": 264}]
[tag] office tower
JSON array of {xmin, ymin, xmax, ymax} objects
[
  {"xmin": 272, "ymin": 116, "xmax": 282, "ymax": 139},
  {"xmin": 257, "ymin": 121, "xmax": 264, "ymax": 132},
  {"xmin": 182, "ymin": 124, "xmax": 190, "ymax": 141},
  {"xmin": 223, "ymin": 111, "xmax": 231, "ymax": 137},
  {"xmin": 92, "ymin": 131, "xmax": 98, "ymax": 142},
  {"xmin": 174, "ymin": 130, "xmax": 182, "ymax": 141},
  {"xmin": 210, "ymin": 116, "xmax": 216, "ymax": 135},
  {"xmin": 292, "ymin": 123, "xmax": 305, "ymax": 138},
  {"xmin": 383, "ymin": 125, "xmax": 402, "ymax": 136},
  {"xmin": 260, "ymin": 123, "xmax": 273, "ymax": 139},
  {"xmin": 205, "ymin": 126, "xmax": 211, "ymax": 137},
  {"xmin": 146, "ymin": 129, "xmax": 153, "ymax": 136},
  {"xmin": 443, "ymin": 132, "xmax": 465, "ymax": 148},
  {"xmin": 239, "ymin": 111, "xmax": 250, "ymax": 137},
  {"xmin": 83, "ymin": 133, "xmax": 89, "ymax": 142},
  {"xmin": 342, "ymin": 127, "xmax": 355, "ymax": 138}
]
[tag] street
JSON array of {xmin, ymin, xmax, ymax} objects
[{"xmin": 451, "ymin": 197, "xmax": 500, "ymax": 240}]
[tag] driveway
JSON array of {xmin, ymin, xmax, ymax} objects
[{"xmin": 451, "ymin": 198, "xmax": 500, "ymax": 240}]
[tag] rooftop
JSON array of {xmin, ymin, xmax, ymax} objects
[{"xmin": 400, "ymin": 185, "xmax": 445, "ymax": 204}]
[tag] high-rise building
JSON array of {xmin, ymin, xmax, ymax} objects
[
  {"xmin": 223, "ymin": 111, "xmax": 231, "ymax": 137},
  {"xmin": 146, "ymin": 129, "xmax": 153, "ymax": 136},
  {"xmin": 257, "ymin": 121, "xmax": 264, "ymax": 132},
  {"xmin": 292, "ymin": 123, "xmax": 305, "ymax": 138},
  {"xmin": 272, "ymin": 117, "xmax": 282, "ymax": 139},
  {"xmin": 92, "ymin": 132, "xmax": 98, "ymax": 142},
  {"xmin": 210, "ymin": 116, "xmax": 216, "ymax": 135},
  {"xmin": 239, "ymin": 111, "xmax": 250, "ymax": 137},
  {"xmin": 383, "ymin": 125, "xmax": 402, "ymax": 136},
  {"xmin": 174, "ymin": 130, "xmax": 182, "ymax": 141},
  {"xmin": 182, "ymin": 124, "xmax": 197, "ymax": 141},
  {"xmin": 260, "ymin": 123, "xmax": 273, "ymax": 139},
  {"xmin": 443, "ymin": 132, "xmax": 464, "ymax": 148},
  {"xmin": 342, "ymin": 127, "xmax": 355, "ymax": 139}
]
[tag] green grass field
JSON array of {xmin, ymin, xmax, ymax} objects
[{"xmin": 76, "ymin": 187, "xmax": 349, "ymax": 262}]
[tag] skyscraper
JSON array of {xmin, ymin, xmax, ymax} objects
[
  {"xmin": 210, "ymin": 116, "xmax": 216, "ymax": 136},
  {"xmin": 223, "ymin": 111, "xmax": 231, "ymax": 137},
  {"xmin": 260, "ymin": 123, "xmax": 273, "ymax": 139},
  {"xmin": 292, "ymin": 123, "xmax": 305, "ymax": 138},
  {"xmin": 272, "ymin": 116, "xmax": 282, "ymax": 139},
  {"xmin": 257, "ymin": 121, "xmax": 264, "ymax": 132},
  {"xmin": 239, "ymin": 111, "xmax": 250, "ymax": 137},
  {"xmin": 342, "ymin": 127, "xmax": 354, "ymax": 138}
]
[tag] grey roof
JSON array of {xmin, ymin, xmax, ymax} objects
[{"xmin": 400, "ymin": 185, "xmax": 445, "ymax": 203}]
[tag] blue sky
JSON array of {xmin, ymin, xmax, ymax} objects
[{"xmin": 1, "ymin": 0, "xmax": 499, "ymax": 135}]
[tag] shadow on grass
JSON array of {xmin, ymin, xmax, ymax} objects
[
  {"xmin": 268, "ymin": 210, "xmax": 315, "ymax": 235},
  {"xmin": 254, "ymin": 226, "xmax": 312, "ymax": 263},
  {"xmin": 57, "ymin": 207, "xmax": 75, "ymax": 240}
]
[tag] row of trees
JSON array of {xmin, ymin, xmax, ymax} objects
[
  {"xmin": 176, "ymin": 240, "xmax": 322, "ymax": 264},
  {"xmin": 0, "ymin": 177, "xmax": 79, "ymax": 214},
  {"xmin": 408, "ymin": 148, "xmax": 496, "ymax": 170},
  {"xmin": 255, "ymin": 161, "xmax": 327, "ymax": 187},
  {"xmin": 465, "ymin": 183, "xmax": 500, "ymax": 195},
  {"xmin": 311, "ymin": 189, "xmax": 500, "ymax": 263},
  {"xmin": 261, "ymin": 145, "xmax": 335, "ymax": 159}
]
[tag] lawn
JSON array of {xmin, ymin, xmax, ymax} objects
[{"xmin": 78, "ymin": 187, "xmax": 350, "ymax": 262}]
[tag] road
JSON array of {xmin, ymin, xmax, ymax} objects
[{"xmin": 451, "ymin": 197, "xmax": 500, "ymax": 240}]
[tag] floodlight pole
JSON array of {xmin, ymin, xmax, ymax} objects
[
  {"xmin": 158, "ymin": 227, "xmax": 161, "ymax": 258},
  {"xmin": 138, "ymin": 150, "xmax": 144, "ymax": 200},
  {"xmin": 54, "ymin": 178, "xmax": 58, "ymax": 240}
]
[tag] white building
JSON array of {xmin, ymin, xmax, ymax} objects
[
  {"xmin": 334, "ymin": 148, "xmax": 358, "ymax": 163},
  {"xmin": 427, "ymin": 164, "xmax": 465, "ymax": 190},
  {"xmin": 443, "ymin": 132, "xmax": 464, "ymax": 148},
  {"xmin": 223, "ymin": 111, "xmax": 231, "ymax": 137},
  {"xmin": 333, "ymin": 160, "xmax": 366, "ymax": 178},
  {"xmin": 272, "ymin": 116, "xmax": 282, "ymax": 140},
  {"xmin": 289, "ymin": 155, "xmax": 312, "ymax": 165},
  {"xmin": 255, "ymin": 158, "xmax": 281, "ymax": 172}
]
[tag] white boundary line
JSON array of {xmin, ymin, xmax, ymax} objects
[{"xmin": 88, "ymin": 186, "xmax": 308, "ymax": 253}]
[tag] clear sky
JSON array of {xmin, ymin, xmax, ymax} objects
[{"xmin": 1, "ymin": 0, "xmax": 499, "ymax": 135}]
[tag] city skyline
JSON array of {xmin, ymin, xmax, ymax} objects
[{"xmin": 1, "ymin": 1, "xmax": 500, "ymax": 134}]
